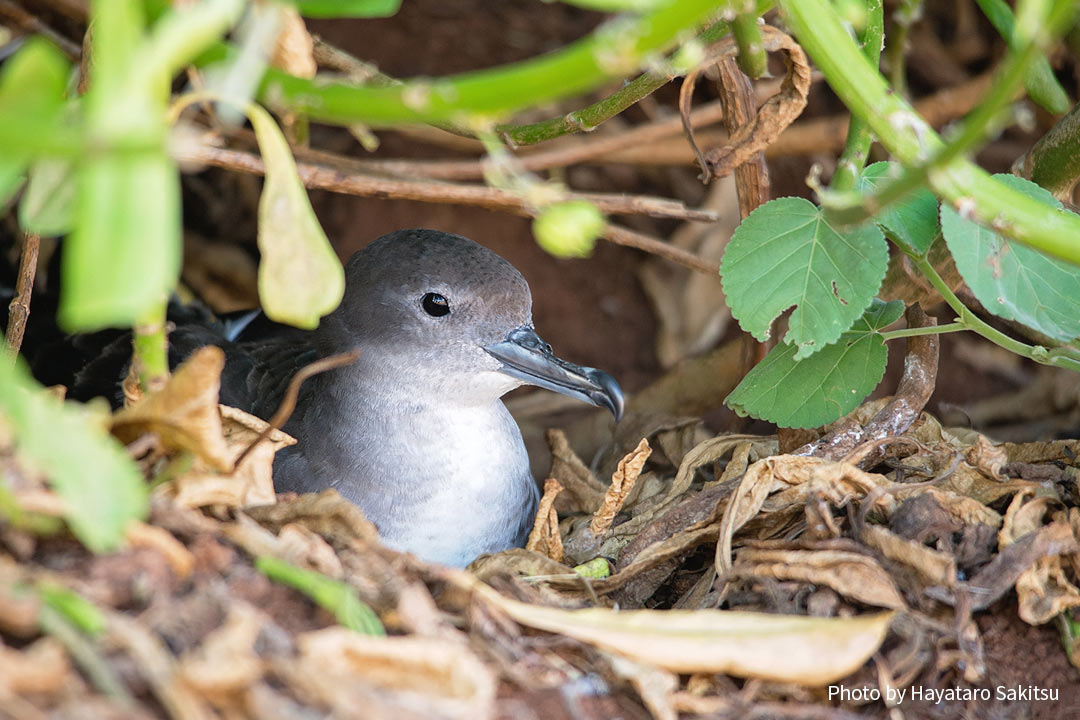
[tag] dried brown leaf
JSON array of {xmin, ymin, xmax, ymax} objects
[
  {"xmin": 1017, "ymin": 548, "xmax": 1080, "ymax": 625},
  {"xmin": 964, "ymin": 433, "xmax": 1007, "ymax": 479},
  {"xmin": 468, "ymin": 547, "xmax": 574, "ymax": 583},
  {"xmin": 680, "ymin": 27, "xmax": 810, "ymax": 181},
  {"xmin": 712, "ymin": 439, "xmax": 758, "ymax": 487},
  {"xmin": 112, "ymin": 346, "xmax": 230, "ymax": 470},
  {"xmin": 108, "ymin": 612, "xmax": 216, "ymax": 720},
  {"xmin": 888, "ymin": 485, "xmax": 1004, "ymax": 530},
  {"xmin": 178, "ymin": 603, "xmax": 266, "ymax": 699},
  {"xmin": 591, "ymin": 438, "xmax": 651, "ymax": 536},
  {"xmin": 1000, "ymin": 490, "xmax": 1055, "ymax": 547},
  {"xmin": 546, "ymin": 429, "xmax": 606, "ymax": 512},
  {"xmin": 1002, "ymin": 502, "xmax": 1080, "ymax": 625},
  {"xmin": 222, "ymin": 512, "xmax": 292, "ymax": 563},
  {"xmin": 271, "ymin": 7, "xmax": 316, "ymax": 79},
  {"xmin": 653, "ymin": 422, "xmax": 711, "ymax": 479},
  {"xmin": 125, "ymin": 521, "xmax": 196, "ymax": 579},
  {"xmin": 658, "ymin": 434, "xmax": 768, "ymax": 512},
  {"xmin": 526, "ymin": 478, "xmax": 565, "ymax": 563},
  {"xmin": 861, "ymin": 523, "xmax": 957, "ymax": 587},
  {"xmin": 605, "ymin": 653, "xmax": 678, "ymax": 720},
  {"xmin": 0, "ymin": 637, "xmax": 71, "ymax": 696},
  {"xmin": 244, "ymin": 488, "xmax": 378, "ymax": 549},
  {"xmin": 278, "ymin": 523, "xmax": 345, "ymax": 579},
  {"xmin": 938, "ymin": 462, "xmax": 1037, "ymax": 507},
  {"xmin": 717, "ymin": 455, "xmax": 888, "ymax": 572},
  {"xmin": 946, "ymin": 521, "xmax": 1080, "ymax": 612},
  {"xmin": 475, "ymin": 581, "xmax": 892, "ymax": 684},
  {"xmin": 173, "ymin": 405, "xmax": 296, "ymax": 509},
  {"xmin": 639, "ymin": 180, "xmax": 735, "ymax": 370},
  {"xmin": 732, "ymin": 546, "xmax": 907, "ymax": 610},
  {"xmin": 293, "ymin": 628, "xmax": 496, "ymax": 720},
  {"xmin": 1002, "ymin": 439, "xmax": 1080, "ymax": 464}
]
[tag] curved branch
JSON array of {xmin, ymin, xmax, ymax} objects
[
  {"xmin": 251, "ymin": 0, "xmax": 740, "ymax": 126},
  {"xmin": 174, "ymin": 143, "xmax": 720, "ymax": 273}
]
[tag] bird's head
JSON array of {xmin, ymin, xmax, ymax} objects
[{"xmin": 318, "ymin": 228, "xmax": 623, "ymax": 420}]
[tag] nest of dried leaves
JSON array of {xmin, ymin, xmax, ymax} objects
[{"xmin": 3, "ymin": 332, "xmax": 1080, "ymax": 720}]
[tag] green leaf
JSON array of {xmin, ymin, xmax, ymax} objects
[
  {"xmin": 0, "ymin": 483, "xmax": 63, "ymax": 536},
  {"xmin": 941, "ymin": 174, "xmax": 1080, "ymax": 343},
  {"xmin": 60, "ymin": 153, "xmax": 181, "ymax": 330},
  {"xmin": 249, "ymin": 103, "xmax": 344, "ymax": 329},
  {"xmin": 0, "ymin": 355, "xmax": 148, "ymax": 553},
  {"xmin": 857, "ymin": 161, "xmax": 940, "ymax": 255},
  {"xmin": 720, "ymin": 197, "xmax": 889, "ymax": 360},
  {"xmin": 38, "ymin": 583, "xmax": 106, "ymax": 636},
  {"xmin": 256, "ymin": 556, "xmax": 384, "ymax": 635},
  {"xmin": 19, "ymin": 156, "xmax": 77, "ymax": 236},
  {"xmin": 0, "ymin": 37, "xmax": 71, "ymax": 207},
  {"xmin": 0, "ymin": 162, "xmax": 26, "ymax": 210},
  {"xmin": 533, "ymin": 200, "xmax": 605, "ymax": 258},
  {"xmin": 725, "ymin": 298, "xmax": 903, "ymax": 428},
  {"xmin": 287, "ymin": 0, "xmax": 401, "ymax": 18},
  {"xmin": 0, "ymin": 37, "xmax": 68, "ymax": 122},
  {"xmin": 855, "ymin": 297, "xmax": 906, "ymax": 331}
]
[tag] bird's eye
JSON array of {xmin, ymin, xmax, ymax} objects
[{"xmin": 421, "ymin": 292, "xmax": 450, "ymax": 317}]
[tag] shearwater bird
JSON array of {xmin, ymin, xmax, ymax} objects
[{"xmin": 202, "ymin": 228, "xmax": 623, "ymax": 567}]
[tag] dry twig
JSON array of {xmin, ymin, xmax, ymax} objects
[
  {"xmin": 5, "ymin": 231, "xmax": 39, "ymax": 361},
  {"xmin": 606, "ymin": 72, "xmax": 993, "ymax": 166},
  {"xmin": 233, "ymin": 349, "xmax": 363, "ymax": 469},
  {"xmin": 174, "ymin": 143, "xmax": 720, "ymax": 273},
  {"xmin": 714, "ymin": 57, "xmax": 770, "ymax": 218},
  {"xmin": 0, "ymin": 1, "xmax": 82, "ymax": 59}
]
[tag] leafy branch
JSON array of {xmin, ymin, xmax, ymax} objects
[
  {"xmin": 779, "ymin": 0, "xmax": 1080, "ymax": 267},
  {"xmin": 237, "ymin": 0, "xmax": 741, "ymax": 125},
  {"xmin": 721, "ymin": 0, "xmax": 1080, "ymax": 429}
]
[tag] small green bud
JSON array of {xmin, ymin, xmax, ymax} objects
[
  {"xmin": 532, "ymin": 201, "xmax": 605, "ymax": 258},
  {"xmin": 573, "ymin": 557, "xmax": 612, "ymax": 579}
]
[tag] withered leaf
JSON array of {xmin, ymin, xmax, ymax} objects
[
  {"xmin": 294, "ymin": 628, "xmax": 496, "ymax": 720},
  {"xmin": 0, "ymin": 637, "xmax": 71, "ymax": 696},
  {"xmin": 178, "ymin": 603, "xmax": 266, "ymax": 699},
  {"xmin": 732, "ymin": 546, "xmax": 907, "ymax": 610},
  {"xmin": 680, "ymin": 27, "xmax": 811, "ymax": 181},
  {"xmin": 861, "ymin": 523, "xmax": 957, "ymax": 588},
  {"xmin": 717, "ymin": 455, "xmax": 887, "ymax": 572},
  {"xmin": 526, "ymin": 478, "xmax": 564, "ymax": 563},
  {"xmin": 112, "ymin": 346, "xmax": 230, "ymax": 471},
  {"xmin": 546, "ymin": 428, "xmax": 606, "ymax": 512},
  {"xmin": 173, "ymin": 404, "xmax": 295, "ymax": 510},
  {"xmin": 591, "ymin": 438, "xmax": 651, "ymax": 536},
  {"xmin": 479, "ymin": 582, "xmax": 892, "ymax": 685}
]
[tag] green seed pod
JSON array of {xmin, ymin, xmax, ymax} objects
[
  {"xmin": 532, "ymin": 200, "xmax": 605, "ymax": 258},
  {"xmin": 573, "ymin": 557, "xmax": 612, "ymax": 578}
]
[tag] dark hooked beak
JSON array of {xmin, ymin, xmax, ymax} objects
[{"xmin": 484, "ymin": 326, "xmax": 624, "ymax": 421}]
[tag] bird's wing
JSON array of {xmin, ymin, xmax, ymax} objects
[{"xmin": 228, "ymin": 337, "xmax": 319, "ymax": 421}]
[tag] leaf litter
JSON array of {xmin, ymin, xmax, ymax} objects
[{"xmin": 3, "ymin": 318, "xmax": 1080, "ymax": 718}]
